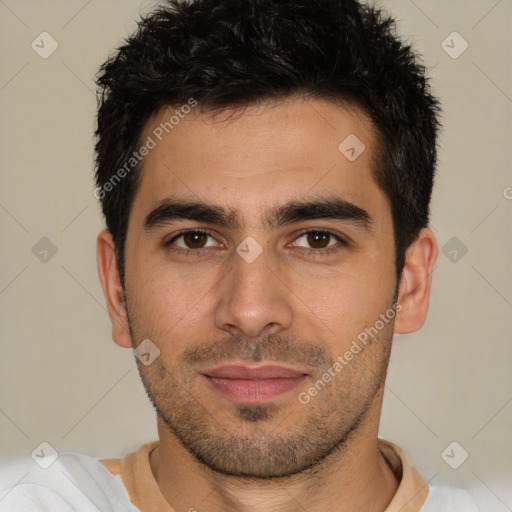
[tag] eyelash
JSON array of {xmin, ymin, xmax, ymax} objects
[
  {"xmin": 163, "ymin": 229, "xmax": 218, "ymax": 258},
  {"xmin": 163, "ymin": 229, "xmax": 348, "ymax": 258}
]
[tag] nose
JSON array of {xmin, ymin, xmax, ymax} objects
[{"xmin": 214, "ymin": 248, "xmax": 294, "ymax": 339}]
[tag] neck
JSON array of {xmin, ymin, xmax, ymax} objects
[{"xmin": 149, "ymin": 393, "xmax": 399, "ymax": 512}]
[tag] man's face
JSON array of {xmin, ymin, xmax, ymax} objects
[{"xmin": 123, "ymin": 97, "xmax": 397, "ymax": 478}]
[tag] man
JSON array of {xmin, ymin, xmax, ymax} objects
[{"xmin": 0, "ymin": 0, "xmax": 479, "ymax": 510}]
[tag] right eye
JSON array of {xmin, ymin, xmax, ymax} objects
[{"xmin": 164, "ymin": 229, "xmax": 222, "ymax": 251}]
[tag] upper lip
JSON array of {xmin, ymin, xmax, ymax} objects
[{"xmin": 202, "ymin": 364, "xmax": 308, "ymax": 379}]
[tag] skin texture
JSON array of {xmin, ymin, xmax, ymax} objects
[{"xmin": 97, "ymin": 97, "xmax": 438, "ymax": 512}]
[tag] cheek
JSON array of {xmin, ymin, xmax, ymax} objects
[
  {"xmin": 293, "ymin": 259, "xmax": 394, "ymax": 346},
  {"xmin": 127, "ymin": 261, "xmax": 220, "ymax": 340},
  {"xmin": 312, "ymin": 275, "xmax": 371, "ymax": 336}
]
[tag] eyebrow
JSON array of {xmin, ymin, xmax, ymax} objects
[{"xmin": 143, "ymin": 195, "xmax": 372, "ymax": 232}]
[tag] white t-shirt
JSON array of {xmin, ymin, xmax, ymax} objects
[
  {"xmin": 0, "ymin": 452, "xmax": 139, "ymax": 512},
  {"xmin": 422, "ymin": 485, "xmax": 479, "ymax": 511}
]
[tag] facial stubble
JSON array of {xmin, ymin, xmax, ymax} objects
[{"xmin": 126, "ymin": 309, "xmax": 394, "ymax": 480}]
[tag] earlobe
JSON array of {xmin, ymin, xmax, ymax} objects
[
  {"xmin": 394, "ymin": 228, "xmax": 438, "ymax": 335},
  {"xmin": 96, "ymin": 229, "xmax": 133, "ymax": 348}
]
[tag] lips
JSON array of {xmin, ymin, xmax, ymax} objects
[
  {"xmin": 202, "ymin": 364, "xmax": 308, "ymax": 403},
  {"xmin": 203, "ymin": 364, "xmax": 307, "ymax": 380}
]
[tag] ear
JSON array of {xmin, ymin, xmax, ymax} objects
[
  {"xmin": 394, "ymin": 228, "xmax": 438, "ymax": 334},
  {"xmin": 96, "ymin": 229, "xmax": 132, "ymax": 348}
]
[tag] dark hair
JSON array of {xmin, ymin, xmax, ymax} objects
[{"xmin": 94, "ymin": 0, "xmax": 440, "ymax": 287}]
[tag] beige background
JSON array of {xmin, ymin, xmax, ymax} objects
[{"xmin": 0, "ymin": 0, "xmax": 510, "ymax": 509}]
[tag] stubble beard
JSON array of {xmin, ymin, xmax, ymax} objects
[{"xmin": 128, "ymin": 317, "xmax": 394, "ymax": 479}]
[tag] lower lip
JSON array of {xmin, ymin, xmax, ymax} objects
[{"xmin": 204, "ymin": 375, "xmax": 307, "ymax": 403}]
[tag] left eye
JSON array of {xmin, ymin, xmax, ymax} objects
[{"xmin": 293, "ymin": 230, "xmax": 342, "ymax": 250}]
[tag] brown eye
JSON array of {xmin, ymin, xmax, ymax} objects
[
  {"xmin": 167, "ymin": 230, "xmax": 219, "ymax": 250},
  {"xmin": 182, "ymin": 231, "xmax": 208, "ymax": 249},
  {"xmin": 291, "ymin": 230, "xmax": 347, "ymax": 255},
  {"xmin": 306, "ymin": 231, "xmax": 332, "ymax": 249},
  {"xmin": 294, "ymin": 230, "xmax": 340, "ymax": 250}
]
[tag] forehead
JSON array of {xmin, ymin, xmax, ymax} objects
[{"xmin": 129, "ymin": 97, "xmax": 387, "ymax": 229}]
